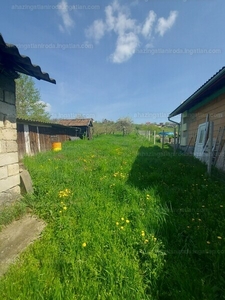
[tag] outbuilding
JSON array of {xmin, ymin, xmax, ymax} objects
[
  {"xmin": 169, "ymin": 67, "xmax": 225, "ymax": 170},
  {"xmin": 0, "ymin": 33, "xmax": 55, "ymax": 205},
  {"xmin": 57, "ymin": 118, "xmax": 94, "ymax": 139}
]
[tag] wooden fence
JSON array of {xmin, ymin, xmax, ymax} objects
[{"xmin": 17, "ymin": 120, "xmax": 77, "ymax": 160}]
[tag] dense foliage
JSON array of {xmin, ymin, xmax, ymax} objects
[{"xmin": 16, "ymin": 74, "xmax": 51, "ymax": 121}]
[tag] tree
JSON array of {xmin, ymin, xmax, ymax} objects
[
  {"xmin": 115, "ymin": 117, "xmax": 133, "ymax": 134},
  {"xmin": 15, "ymin": 74, "xmax": 51, "ymax": 121}
]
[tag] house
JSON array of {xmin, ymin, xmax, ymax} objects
[
  {"xmin": 168, "ymin": 67, "xmax": 225, "ymax": 169},
  {"xmin": 57, "ymin": 118, "xmax": 94, "ymax": 139},
  {"xmin": 17, "ymin": 118, "xmax": 76, "ymax": 160},
  {"xmin": 0, "ymin": 33, "xmax": 55, "ymax": 206}
]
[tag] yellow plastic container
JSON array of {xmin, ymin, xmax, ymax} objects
[{"xmin": 52, "ymin": 142, "xmax": 62, "ymax": 151}]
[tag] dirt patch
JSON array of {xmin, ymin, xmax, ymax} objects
[{"xmin": 0, "ymin": 214, "xmax": 46, "ymax": 277}]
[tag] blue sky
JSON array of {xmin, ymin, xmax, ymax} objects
[{"xmin": 1, "ymin": 0, "xmax": 225, "ymax": 123}]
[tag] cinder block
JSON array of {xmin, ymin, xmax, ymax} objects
[
  {"xmin": 0, "ymin": 128, "xmax": 17, "ymax": 140},
  {"xmin": 4, "ymin": 91, "xmax": 15, "ymax": 105},
  {"xmin": 7, "ymin": 163, "xmax": 19, "ymax": 176},
  {"xmin": 0, "ymin": 141, "xmax": 7, "ymax": 153},
  {"xmin": 0, "ymin": 166, "xmax": 7, "ymax": 179},
  {"xmin": 0, "ymin": 89, "xmax": 3, "ymax": 101},
  {"xmin": 4, "ymin": 115, "xmax": 17, "ymax": 129},
  {"xmin": 0, "ymin": 101, "xmax": 16, "ymax": 116},
  {"xmin": 20, "ymin": 170, "xmax": 33, "ymax": 194},
  {"xmin": 0, "ymin": 174, "xmax": 20, "ymax": 193},
  {"xmin": 0, "ymin": 113, "xmax": 4, "ymax": 128},
  {"xmin": 0, "ymin": 185, "xmax": 21, "ymax": 207},
  {"xmin": 0, "ymin": 74, "xmax": 15, "ymax": 92},
  {"xmin": 6, "ymin": 141, "xmax": 18, "ymax": 152},
  {"xmin": 0, "ymin": 152, "xmax": 19, "ymax": 167}
]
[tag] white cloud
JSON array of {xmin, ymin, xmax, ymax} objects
[
  {"xmin": 86, "ymin": 19, "xmax": 105, "ymax": 43},
  {"xmin": 142, "ymin": 11, "xmax": 157, "ymax": 38},
  {"xmin": 114, "ymin": 12, "xmax": 138, "ymax": 36},
  {"xmin": 110, "ymin": 32, "xmax": 139, "ymax": 63},
  {"xmin": 86, "ymin": 1, "xmax": 178, "ymax": 63},
  {"xmin": 105, "ymin": 4, "xmax": 116, "ymax": 31},
  {"xmin": 155, "ymin": 11, "xmax": 178, "ymax": 37},
  {"xmin": 57, "ymin": 0, "xmax": 74, "ymax": 33},
  {"xmin": 39, "ymin": 101, "xmax": 51, "ymax": 113}
]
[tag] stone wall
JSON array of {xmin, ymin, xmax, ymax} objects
[{"xmin": 0, "ymin": 72, "xmax": 20, "ymax": 206}]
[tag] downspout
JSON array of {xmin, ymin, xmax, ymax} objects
[{"xmin": 168, "ymin": 116, "xmax": 181, "ymax": 153}]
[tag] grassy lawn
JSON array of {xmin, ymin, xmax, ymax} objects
[{"xmin": 0, "ymin": 134, "xmax": 224, "ymax": 299}]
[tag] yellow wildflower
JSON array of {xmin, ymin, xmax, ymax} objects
[
  {"xmin": 82, "ymin": 242, "xmax": 87, "ymax": 247},
  {"xmin": 217, "ymin": 236, "xmax": 222, "ymax": 240},
  {"xmin": 126, "ymin": 220, "xmax": 130, "ymax": 224},
  {"xmin": 116, "ymin": 222, "xmax": 119, "ymax": 226}
]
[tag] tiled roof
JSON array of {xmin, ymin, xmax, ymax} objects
[
  {"xmin": 0, "ymin": 33, "xmax": 56, "ymax": 84},
  {"xmin": 57, "ymin": 119, "xmax": 93, "ymax": 127},
  {"xmin": 169, "ymin": 67, "xmax": 225, "ymax": 118}
]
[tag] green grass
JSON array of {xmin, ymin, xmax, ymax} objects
[
  {"xmin": 0, "ymin": 134, "xmax": 224, "ymax": 299},
  {"xmin": 0, "ymin": 201, "xmax": 27, "ymax": 231}
]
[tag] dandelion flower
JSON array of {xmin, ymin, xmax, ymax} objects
[
  {"xmin": 141, "ymin": 231, "xmax": 145, "ymax": 237},
  {"xmin": 206, "ymin": 241, "xmax": 210, "ymax": 244},
  {"xmin": 126, "ymin": 220, "xmax": 130, "ymax": 224},
  {"xmin": 144, "ymin": 239, "xmax": 149, "ymax": 244},
  {"xmin": 82, "ymin": 242, "xmax": 87, "ymax": 247},
  {"xmin": 63, "ymin": 206, "xmax": 67, "ymax": 210},
  {"xmin": 217, "ymin": 236, "xmax": 222, "ymax": 240},
  {"xmin": 116, "ymin": 222, "xmax": 119, "ymax": 226},
  {"xmin": 121, "ymin": 217, "xmax": 124, "ymax": 221},
  {"xmin": 120, "ymin": 226, "xmax": 124, "ymax": 230}
]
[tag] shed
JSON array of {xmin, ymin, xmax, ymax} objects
[
  {"xmin": 0, "ymin": 33, "xmax": 55, "ymax": 205},
  {"xmin": 16, "ymin": 118, "xmax": 75, "ymax": 160},
  {"xmin": 168, "ymin": 67, "xmax": 225, "ymax": 169},
  {"xmin": 57, "ymin": 118, "xmax": 94, "ymax": 139}
]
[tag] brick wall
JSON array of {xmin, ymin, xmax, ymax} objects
[{"xmin": 0, "ymin": 73, "xmax": 20, "ymax": 206}]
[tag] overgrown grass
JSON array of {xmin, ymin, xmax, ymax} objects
[
  {"xmin": 0, "ymin": 134, "xmax": 224, "ymax": 299},
  {"xmin": 0, "ymin": 201, "xmax": 27, "ymax": 231}
]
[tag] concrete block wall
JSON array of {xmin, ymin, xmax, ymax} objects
[{"xmin": 0, "ymin": 73, "xmax": 20, "ymax": 206}]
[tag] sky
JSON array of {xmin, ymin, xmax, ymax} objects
[{"xmin": 1, "ymin": 0, "xmax": 225, "ymax": 124}]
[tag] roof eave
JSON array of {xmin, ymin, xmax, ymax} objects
[
  {"xmin": 169, "ymin": 67, "xmax": 225, "ymax": 118},
  {"xmin": 0, "ymin": 34, "xmax": 56, "ymax": 84}
]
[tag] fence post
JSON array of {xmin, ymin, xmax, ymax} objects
[{"xmin": 162, "ymin": 130, "xmax": 165, "ymax": 149}]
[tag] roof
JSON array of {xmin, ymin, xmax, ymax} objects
[
  {"xmin": 57, "ymin": 119, "xmax": 93, "ymax": 127},
  {"xmin": 169, "ymin": 67, "xmax": 225, "ymax": 118},
  {"xmin": 0, "ymin": 33, "xmax": 56, "ymax": 84},
  {"xmin": 17, "ymin": 118, "xmax": 67, "ymax": 128}
]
